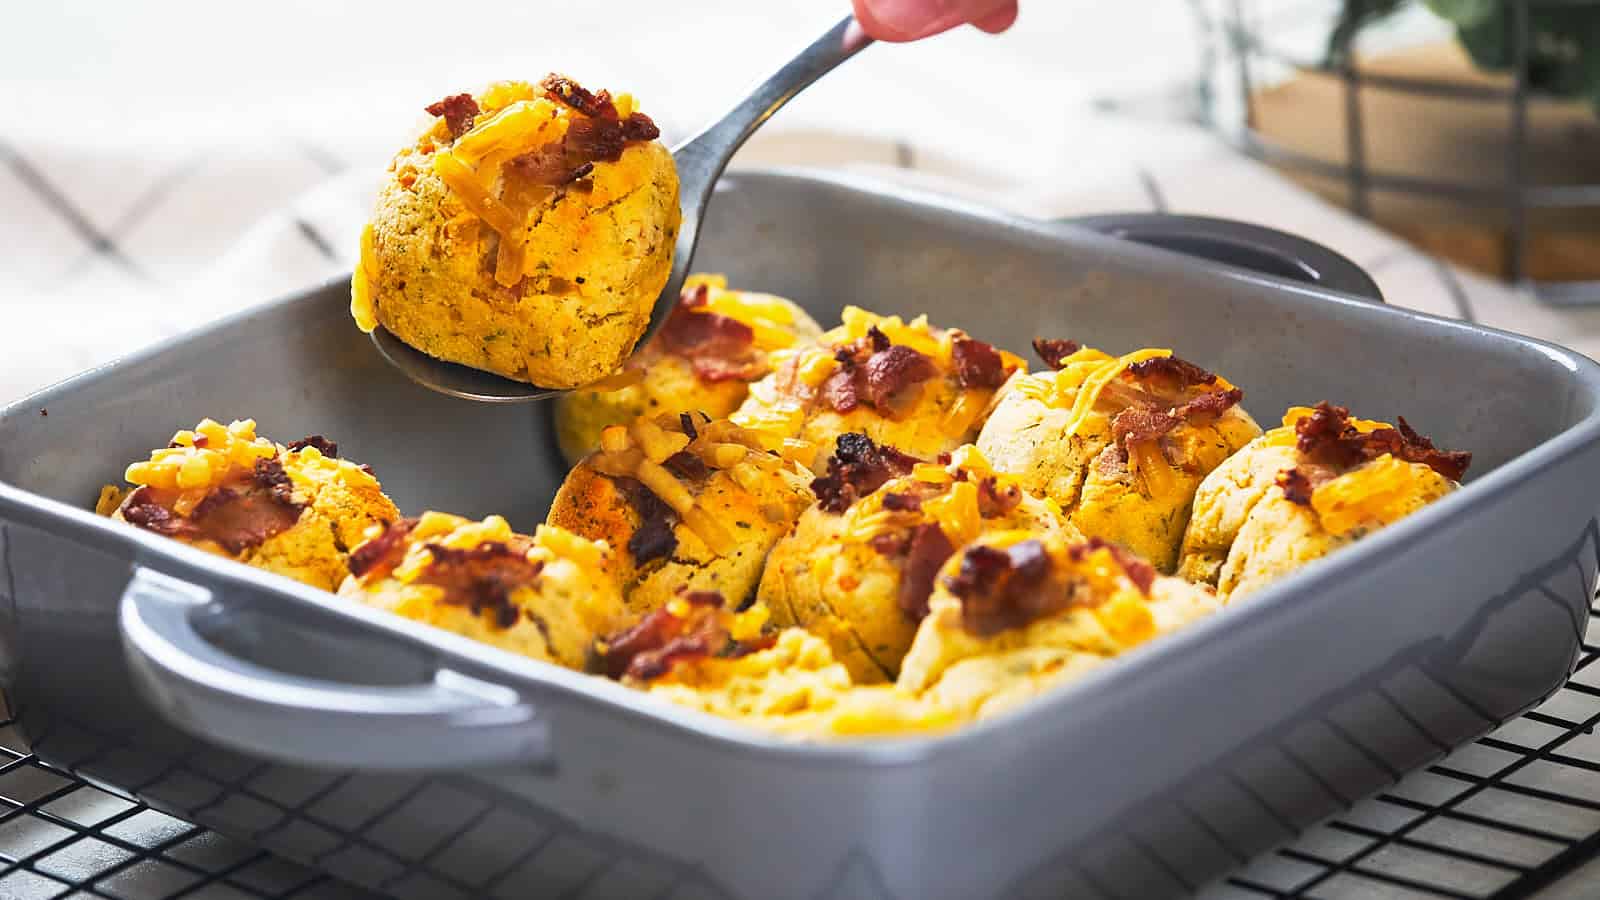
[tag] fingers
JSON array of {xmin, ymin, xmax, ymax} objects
[
  {"xmin": 971, "ymin": 2, "xmax": 1018, "ymax": 33},
  {"xmin": 851, "ymin": 0, "xmax": 1019, "ymax": 42}
]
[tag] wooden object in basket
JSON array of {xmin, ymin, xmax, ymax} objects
[{"xmin": 1253, "ymin": 41, "xmax": 1600, "ymax": 283}]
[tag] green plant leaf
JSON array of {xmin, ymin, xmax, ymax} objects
[{"xmin": 1424, "ymin": 0, "xmax": 1498, "ymax": 28}]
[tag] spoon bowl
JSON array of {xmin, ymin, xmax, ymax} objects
[{"xmin": 373, "ymin": 16, "xmax": 873, "ymax": 402}]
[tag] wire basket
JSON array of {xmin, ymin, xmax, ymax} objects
[{"xmin": 1197, "ymin": 0, "xmax": 1600, "ymax": 306}]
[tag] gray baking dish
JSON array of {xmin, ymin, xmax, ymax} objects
[{"xmin": 2, "ymin": 170, "xmax": 1598, "ymax": 900}]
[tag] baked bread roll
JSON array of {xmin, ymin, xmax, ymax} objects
[{"xmin": 352, "ymin": 76, "xmax": 679, "ymax": 388}]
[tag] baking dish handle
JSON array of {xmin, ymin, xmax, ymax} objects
[
  {"xmin": 119, "ymin": 566, "xmax": 550, "ymax": 771},
  {"xmin": 1061, "ymin": 212, "xmax": 1385, "ymax": 303}
]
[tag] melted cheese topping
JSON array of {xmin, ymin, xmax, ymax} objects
[
  {"xmin": 1310, "ymin": 453, "xmax": 1436, "ymax": 536},
  {"xmin": 125, "ymin": 419, "xmax": 278, "ymax": 500},
  {"xmin": 1264, "ymin": 407, "xmax": 1394, "ymax": 448},
  {"xmin": 1059, "ymin": 348, "xmax": 1173, "ymax": 437},
  {"xmin": 684, "ymin": 275, "xmax": 802, "ymax": 351},
  {"xmin": 351, "ymin": 223, "xmax": 379, "ymax": 333}
]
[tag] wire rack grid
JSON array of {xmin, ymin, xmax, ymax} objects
[{"xmin": 0, "ymin": 598, "xmax": 1596, "ymax": 900}]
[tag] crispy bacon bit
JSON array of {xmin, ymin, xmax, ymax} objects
[
  {"xmin": 124, "ymin": 460, "xmax": 308, "ymax": 555},
  {"xmin": 1396, "ymin": 417, "xmax": 1473, "ymax": 482},
  {"xmin": 563, "ymin": 114, "xmax": 628, "ymax": 161},
  {"xmin": 1126, "ymin": 355, "xmax": 1219, "ymax": 391},
  {"xmin": 679, "ymin": 412, "xmax": 699, "ymax": 441},
  {"xmin": 121, "ymin": 487, "xmax": 193, "ymax": 538},
  {"xmin": 123, "ymin": 457, "xmax": 310, "ymax": 555},
  {"xmin": 867, "ymin": 326, "xmax": 892, "ymax": 353},
  {"xmin": 286, "ymin": 435, "xmax": 338, "ymax": 458},
  {"xmin": 976, "ymin": 477, "xmax": 1022, "ymax": 518},
  {"xmin": 881, "ymin": 492, "xmax": 923, "ymax": 512},
  {"xmin": 657, "ymin": 288, "xmax": 765, "ymax": 383},
  {"xmin": 502, "ymin": 78, "xmax": 661, "ymax": 192},
  {"xmin": 416, "ymin": 542, "xmax": 544, "ymax": 629},
  {"xmin": 620, "ymin": 112, "xmax": 660, "ymax": 142},
  {"xmin": 863, "ymin": 345, "xmax": 938, "ymax": 410},
  {"xmin": 621, "ymin": 478, "xmax": 679, "ymax": 567},
  {"xmin": 870, "ymin": 531, "xmax": 910, "ymax": 557},
  {"xmin": 821, "ymin": 333, "xmax": 938, "ymax": 414},
  {"xmin": 819, "ymin": 367, "xmax": 862, "ymax": 413},
  {"xmin": 663, "ymin": 451, "xmax": 711, "ymax": 481},
  {"xmin": 943, "ymin": 539, "xmax": 1057, "ymax": 636},
  {"xmin": 540, "ymin": 74, "xmax": 614, "ymax": 118},
  {"xmin": 504, "ymin": 142, "xmax": 580, "ymax": 186},
  {"xmin": 951, "ymin": 337, "xmax": 1009, "ymax": 389},
  {"xmin": 1111, "ymin": 407, "xmax": 1182, "ymax": 448},
  {"xmin": 1175, "ymin": 387, "xmax": 1244, "ymax": 421},
  {"xmin": 811, "ymin": 433, "xmax": 922, "ymax": 513},
  {"xmin": 1295, "ymin": 402, "xmax": 1472, "ymax": 481},
  {"xmin": 1277, "ymin": 468, "xmax": 1314, "ymax": 506},
  {"xmin": 424, "ymin": 93, "xmax": 480, "ymax": 140},
  {"xmin": 349, "ymin": 518, "xmax": 418, "ymax": 579},
  {"xmin": 898, "ymin": 523, "xmax": 955, "ymax": 622},
  {"xmin": 1067, "ymin": 537, "xmax": 1156, "ymax": 596},
  {"xmin": 599, "ymin": 591, "xmax": 774, "ymax": 681},
  {"xmin": 1032, "ymin": 338, "xmax": 1081, "ymax": 370}
]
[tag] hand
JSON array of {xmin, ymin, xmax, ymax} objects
[{"xmin": 851, "ymin": 0, "xmax": 1019, "ymax": 41}]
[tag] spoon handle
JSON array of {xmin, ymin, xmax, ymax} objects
[{"xmin": 673, "ymin": 15, "xmax": 874, "ymax": 200}]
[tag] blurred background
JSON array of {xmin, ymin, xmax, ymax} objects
[{"xmin": 3, "ymin": 0, "xmax": 1599, "ymax": 396}]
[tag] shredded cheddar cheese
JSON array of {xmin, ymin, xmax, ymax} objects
[{"xmin": 1059, "ymin": 348, "xmax": 1173, "ymax": 438}]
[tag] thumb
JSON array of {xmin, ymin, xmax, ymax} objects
[{"xmin": 851, "ymin": 0, "xmax": 1019, "ymax": 42}]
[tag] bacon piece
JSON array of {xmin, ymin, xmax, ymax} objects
[
  {"xmin": 1032, "ymin": 338, "xmax": 1081, "ymax": 370},
  {"xmin": 1175, "ymin": 387, "xmax": 1244, "ymax": 422},
  {"xmin": 540, "ymin": 74, "xmax": 615, "ymax": 118},
  {"xmin": 869, "ymin": 531, "xmax": 910, "ymax": 557},
  {"xmin": 1070, "ymin": 537, "xmax": 1156, "ymax": 595},
  {"xmin": 416, "ymin": 542, "xmax": 544, "ymax": 629},
  {"xmin": 657, "ymin": 289, "xmax": 765, "ymax": 383},
  {"xmin": 1277, "ymin": 468, "xmax": 1314, "ymax": 506},
  {"xmin": 951, "ymin": 337, "xmax": 1009, "ymax": 389},
  {"xmin": 619, "ymin": 478, "xmax": 679, "ymax": 567},
  {"xmin": 349, "ymin": 518, "xmax": 418, "ymax": 579},
  {"xmin": 505, "ymin": 142, "xmax": 586, "ymax": 186},
  {"xmin": 811, "ymin": 433, "xmax": 922, "ymax": 513},
  {"xmin": 863, "ymin": 345, "xmax": 937, "ymax": 410},
  {"xmin": 191, "ymin": 468, "xmax": 307, "ymax": 555},
  {"xmin": 976, "ymin": 477, "xmax": 1022, "ymax": 518},
  {"xmin": 881, "ymin": 492, "xmax": 923, "ymax": 512},
  {"xmin": 620, "ymin": 112, "xmax": 661, "ymax": 142},
  {"xmin": 819, "ymin": 367, "xmax": 862, "ymax": 413},
  {"xmin": 599, "ymin": 591, "xmax": 774, "ymax": 681},
  {"xmin": 1396, "ymin": 417, "xmax": 1473, "ymax": 482},
  {"xmin": 425, "ymin": 93, "xmax": 480, "ymax": 140},
  {"xmin": 562, "ymin": 115, "xmax": 627, "ymax": 163},
  {"xmin": 1111, "ymin": 407, "xmax": 1182, "ymax": 448},
  {"xmin": 866, "ymin": 326, "xmax": 892, "ymax": 353},
  {"xmin": 253, "ymin": 458, "xmax": 298, "ymax": 506},
  {"xmin": 1126, "ymin": 355, "xmax": 1219, "ymax": 392},
  {"xmin": 943, "ymin": 539, "xmax": 1058, "ymax": 636},
  {"xmin": 121, "ymin": 487, "xmax": 196, "ymax": 539},
  {"xmin": 663, "ymin": 451, "xmax": 710, "ymax": 481},
  {"xmin": 1295, "ymin": 402, "xmax": 1472, "ymax": 481},
  {"xmin": 1293, "ymin": 402, "xmax": 1367, "ymax": 468},
  {"xmin": 898, "ymin": 523, "xmax": 955, "ymax": 622},
  {"xmin": 286, "ymin": 435, "xmax": 338, "ymax": 458}
]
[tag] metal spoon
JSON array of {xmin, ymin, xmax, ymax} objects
[{"xmin": 372, "ymin": 15, "xmax": 874, "ymax": 402}]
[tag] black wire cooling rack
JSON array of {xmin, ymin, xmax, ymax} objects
[{"xmin": 2, "ymin": 604, "xmax": 1598, "ymax": 900}]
